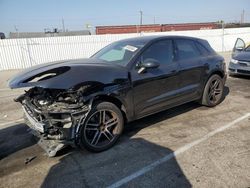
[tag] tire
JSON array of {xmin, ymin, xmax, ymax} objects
[
  {"xmin": 201, "ymin": 74, "xmax": 224, "ymax": 107},
  {"xmin": 79, "ymin": 101, "xmax": 124, "ymax": 152}
]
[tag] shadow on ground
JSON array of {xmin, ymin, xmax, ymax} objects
[
  {"xmin": 40, "ymin": 86, "xmax": 230, "ymax": 187},
  {"xmin": 0, "ymin": 123, "xmax": 37, "ymax": 160},
  {"xmin": 125, "ymin": 86, "xmax": 229, "ymax": 136},
  {"xmin": 41, "ymin": 138, "xmax": 192, "ymax": 188},
  {"xmin": 0, "ymin": 86, "xmax": 230, "ymax": 187}
]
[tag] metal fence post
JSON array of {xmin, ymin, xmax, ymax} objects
[
  {"xmin": 26, "ymin": 38, "xmax": 33, "ymax": 67},
  {"xmin": 222, "ymin": 22, "xmax": 225, "ymax": 52}
]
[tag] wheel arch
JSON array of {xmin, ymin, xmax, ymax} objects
[
  {"xmin": 92, "ymin": 94, "xmax": 128, "ymax": 123},
  {"xmin": 208, "ymin": 70, "xmax": 224, "ymax": 79},
  {"xmin": 202, "ymin": 69, "xmax": 224, "ymax": 86}
]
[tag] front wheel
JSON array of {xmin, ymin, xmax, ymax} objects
[
  {"xmin": 79, "ymin": 101, "xmax": 124, "ymax": 152},
  {"xmin": 201, "ymin": 74, "xmax": 224, "ymax": 107}
]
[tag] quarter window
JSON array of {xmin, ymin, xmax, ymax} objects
[{"xmin": 176, "ymin": 39, "xmax": 200, "ymax": 60}]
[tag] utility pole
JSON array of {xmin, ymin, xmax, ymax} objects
[
  {"xmin": 14, "ymin": 25, "xmax": 19, "ymax": 38},
  {"xmin": 139, "ymin": 10, "xmax": 143, "ymax": 26},
  {"xmin": 240, "ymin": 9, "xmax": 245, "ymax": 23},
  {"xmin": 62, "ymin": 18, "xmax": 65, "ymax": 32},
  {"xmin": 86, "ymin": 23, "xmax": 92, "ymax": 34},
  {"xmin": 242, "ymin": 9, "xmax": 245, "ymax": 23},
  {"xmin": 221, "ymin": 20, "xmax": 225, "ymax": 52}
]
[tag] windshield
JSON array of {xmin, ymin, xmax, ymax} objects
[
  {"xmin": 245, "ymin": 45, "xmax": 250, "ymax": 52},
  {"xmin": 91, "ymin": 40, "xmax": 146, "ymax": 66}
]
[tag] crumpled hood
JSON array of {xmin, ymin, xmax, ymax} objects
[
  {"xmin": 233, "ymin": 51, "xmax": 250, "ymax": 62},
  {"xmin": 8, "ymin": 58, "xmax": 129, "ymax": 90}
]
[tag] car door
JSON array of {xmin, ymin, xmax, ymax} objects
[
  {"xmin": 130, "ymin": 39, "xmax": 180, "ymax": 118},
  {"xmin": 232, "ymin": 38, "xmax": 246, "ymax": 57},
  {"xmin": 174, "ymin": 39, "xmax": 205, "ymax": 101}
]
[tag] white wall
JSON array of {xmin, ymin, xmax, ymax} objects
[{"xmin": 0, "ymin": 27, "xmax": 249, "ymax": 70}]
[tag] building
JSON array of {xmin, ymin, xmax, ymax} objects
[
  {"xmin": 96, "ymin": 22, "xmax": 220, "ymax": 35},
  {"xmin": 96, "ymin": 24, "xmax": 162, "ymax": 35},
  {"xmin": 161, "ymin": 22, "xmax": 218, "ymax": 31},
  {"xmin": 9, "ymin": 30, "xmax": 91, "ymax": 39}
]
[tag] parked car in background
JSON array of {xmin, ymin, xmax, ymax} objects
[
  {"xmin": 9, "ymin": 36, "xmax": 227, "ymax": 157},
  {"xmin": 228, "ymin": 38, "xmax": 250, "ymax": 76},
  {"xmin": 0, "ymin": 32, "xmax": 6, "ymax": 39}
]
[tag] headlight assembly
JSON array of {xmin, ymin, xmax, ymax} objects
[{"xmin": 230, "ymin": 59, "xmax": 238, "ymax": 64}]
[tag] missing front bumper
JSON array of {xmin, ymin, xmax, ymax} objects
[
  {"xmin": 23, "ymin": 106, "xmax": 45, "ymax": 133},
  {"xmin": 38, "ymin": 138, "xmax": 66, "ymax": 157},
  {"xmin": 25, "ymin": 119, "xmax": 68, "ymax": 157},
  {"xmin": 22, "ymin": 100, "xmax": 90, "ymax": 157}
]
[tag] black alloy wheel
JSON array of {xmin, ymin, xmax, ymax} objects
[
  {"xmin": 79, "ymin": 102, "xmax": 124, "ymax": 152},
  {"xmin": 202, "ymin": 74, "xmax": 224, "ymax": 107}
]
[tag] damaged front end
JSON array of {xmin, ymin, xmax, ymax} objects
[
  {"xmin": 9, "ymin": 58, "xmax": 130, "ymax": 156},
  {"xmin": 16, "ymin": 86, "xmax": 91, "ymax": 157}
]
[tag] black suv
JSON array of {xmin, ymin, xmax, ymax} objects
[{"xmin": 9, "ymin": 36, "xmax": 226, "ymax": 156}]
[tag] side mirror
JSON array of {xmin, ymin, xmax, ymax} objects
[{"xmin": 138, "ymin": 58, "xmax": 160, "ymax": 74}]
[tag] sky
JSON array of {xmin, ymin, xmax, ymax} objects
[{"xmin": 0, "ymin": 0, "xmax": 250, "ymax": 35}]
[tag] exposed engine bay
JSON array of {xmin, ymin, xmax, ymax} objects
[{"xmin": 16, "ymin": 86, "xmax": 92, "ymax": 157}]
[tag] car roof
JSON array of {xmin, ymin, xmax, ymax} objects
[{"xmin": 119, "ymin": 35, "xmax": 203, "ymax": 44}]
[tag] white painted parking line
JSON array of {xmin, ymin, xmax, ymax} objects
[
  {"xmin": 107, "ymin": 113, "xmax": 250, "ymax": 188},
  {"xmin": 0, "ymin": 118, "xmax": 24, "ymax": 129}
]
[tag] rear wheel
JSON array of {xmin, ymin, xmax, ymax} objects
[
  {"xmin": 201, "ymin": 74, "xmax": 224, "ymax": 107},
  {"xmin": 79, "ymin": 101, "xmax": 124, "ymax": 152}
]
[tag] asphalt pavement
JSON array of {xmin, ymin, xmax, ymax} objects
[{"xmin": 0, "ymin": 52, "xmax": 250, "ymax": 188}]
